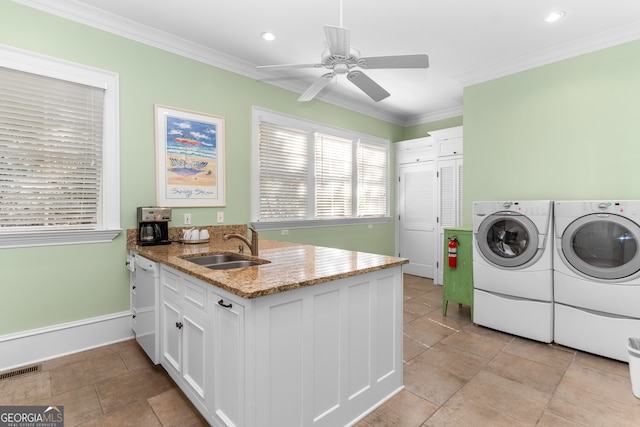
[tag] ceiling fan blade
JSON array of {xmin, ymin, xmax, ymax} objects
[
  {"xmin": 324, "ymin": 25, "xmax": 350, "ymax": 57},
  {"xmin": 347, "ymin": 71, "xmax": 390, "ymax": 102},
  {"xmin": 257, "ymin": 63, "xmax": 322, "ymax": 71},
  {"xmin": 359, "ymin": 54, "xmax": 430, "ymax": 69},
  {"xmin": 298, "ymin": 73, "xmax": 334, "ymax": 102}
]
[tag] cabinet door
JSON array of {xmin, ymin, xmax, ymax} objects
[
  {"xmin": 182, "ymin": 309, "xmax": 207, "ymax": 401},
  {"xmin": 211, "ymin": 296, "xmax": 245, "ymax": 427},
  {"xmin": 436, "ymin": 157, "xmax": 463, "ymax": 284},
  {"xmin": 161, "ymin": 298, "xmax": 182, "ymax": 374}
]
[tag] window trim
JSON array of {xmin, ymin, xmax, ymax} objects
[
  {"xmin": 0, "ymin": 44, "xmax": 120, "ymax": 248},
  {"xmin": 251, "ymin": 106, "xmax": 390, "ymax": 231}
]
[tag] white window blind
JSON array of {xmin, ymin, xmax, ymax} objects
[
  {"xmin": 358, "ymin": 141, "xmax": 387, "ymax": 217},
  {"xmin": 252, "ymin": 107, "xmax": 390, "ymax": 229},
  {"xmin": 258, "ymin": 121, "xmax": 309, "ymax": 220},
  {"xmin": 315, "ymin": 133, "xmax": 353, "ymax": 218},
  {"xmin": 0, "ymin": 66, "xmax": 105, "ymax": 231}
]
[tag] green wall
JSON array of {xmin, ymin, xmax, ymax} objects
[
  {"xmin": 5, "ymin": 0, "xmax": 638, "ymax": 339},
  {"xmin": 0, "ymin": 1, "xmax": 403, "ymax": 335},
  {"xmin": 463, "ymin": 39, "xmax": 640, "ymax": 227}
]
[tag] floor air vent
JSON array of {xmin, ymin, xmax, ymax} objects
[{"xmin": 0, "ymin": 364, "xmax": 41, "ymax": 381}]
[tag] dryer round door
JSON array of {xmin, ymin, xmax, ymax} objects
[
  {"xmin": 476, "ymin": 212, "xmax": 540, "ymax": 268},
  {"xmin": 561, "ymin": 214, "xmax": 640, "ymax": 280}
]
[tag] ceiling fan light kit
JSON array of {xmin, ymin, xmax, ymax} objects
[{"xmin": 257, "ymin": 24, "xmax": 429, "ymax": 103}]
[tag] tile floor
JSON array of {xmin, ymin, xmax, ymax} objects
[{"xmin": 1, "ymin": 274, "xmax": 640, "ymax": 426}]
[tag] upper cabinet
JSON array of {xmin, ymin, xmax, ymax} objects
[
  {"xmin": 395, "ymin": 136, "xmax": 435, "ymax": 164},
  {"xmin": 395, "ymin": 126, "xmax": 464, "ymax": 283},
  {"xmin": 430, "ymin": 126, "xmax": 463, "ymax": 157}
]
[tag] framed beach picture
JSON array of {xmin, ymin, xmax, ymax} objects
[{"xmin": 154, "ymin": 105, "xmax": 225, "ymax": 207}]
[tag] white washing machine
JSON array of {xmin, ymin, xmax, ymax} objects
[
  {"xmin": 554, "ymin": 200, "xmax": 640, "ymax": 362},
  {"xmin": 473, "ymin": 201, "xmax": 554, "ymax": 343}
]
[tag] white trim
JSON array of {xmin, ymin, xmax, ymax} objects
[
  {"xmin": 251, "ymin": 106, "xmax": 391, "ymax": 226},
  {"xmin": 0, "ymin": 229, "xmax": 122, "ymax": 248},
  {"xmin": 403, "ymin": 105, "xmax": 464, "ymax": 128},
  {"xmin": 456, "ymin": 19, "xmax": 640, "ymax": 88},
  {"xmin": 0, "ymin": 43, "xmax": 121, "ymax": 248},
  {"xmin": 0, "ymin": 311, "xmax": 134, "ymax": 372}
]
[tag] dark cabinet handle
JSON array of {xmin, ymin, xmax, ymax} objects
[
  {"xmin": 218, "ymin": 299, "xmax": 232, "ymax": 309},
  {"xmin": 175, "ymin": 321, "xmax": 183, "ymax": 329},
  {"xmin": 132, "ymin": 314, "xmax": 136, "ymax": 319},
  {"xmin": 132, "ymin": 285, "xmax": 136, "ymax": 290}
]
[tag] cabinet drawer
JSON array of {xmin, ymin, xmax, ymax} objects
[
  {"xmin": 184, "ymin": 277, "xmax": 208, "ymax": 313},
  {"xmin": 161, "ymin": 267, "xmax": 180, "ymax": 297}
]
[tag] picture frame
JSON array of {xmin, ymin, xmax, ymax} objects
[{"xmin": 154, "ymin": 105, "xmax": 226, "ymax": 207}]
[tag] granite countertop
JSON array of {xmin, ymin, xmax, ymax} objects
[{"xmin": 127, "ymin": 226, "xmax": 408, "ymax": 299}]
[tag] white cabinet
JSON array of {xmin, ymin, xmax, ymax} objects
[
  {"xmin": 436, "ymin": 157, "xmax": 464, "ymax": 284},
  {"xmin": 158, "ymin": 264, "xmax": 403, "ymax": 427},
  {"xmin": 253, "ymin": 267, "xmax": 403, "ymax": 427},
  {"xmin": 160, "ymin": 267, "xmax": 209, "ymax": 409},
  {"xmin": 160, "ymin": 265, "xmax": 246, "ymax": 427},
  {"xmin": 395, "ymin": 126, "xmax": 463, "ymax": 282},
  {"xmin": 210, "ymin": 293, "xmax": 245, "ymax": 427},
  {"xmin": 396, "ymin": 136, "xmax": 435, "ymax": 164}
]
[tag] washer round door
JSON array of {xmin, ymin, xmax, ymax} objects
[
  {"xmin": 561, "ymin": 214, "xmax": 640, "ymax": 280},
  {"xmin": 476, "ymin": 212, "xmax": 540, "ymax": 268}
]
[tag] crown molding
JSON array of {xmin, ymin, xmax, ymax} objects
[
  {"xmin": 457, "ymin": 19, "xmax": 640, "ymax": 87},
  {"xmin": 12, "ymin": 0, "xmax": 413, "ymax": 125},
  {"xmin": 13, "ymin": 1, "xmax": 640, "ymax": 127},
  {"xmin": 403, "ymin": 105, "xmax": 464, "ymax": 127}
]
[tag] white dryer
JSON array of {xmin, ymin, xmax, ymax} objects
[
  {"xmin": 554, "ymin": 200, "xmax": 640, "ymax": 361},
  {"xmin": 473, "ymin": 201, "xmax": 554, "ymax": 343}
]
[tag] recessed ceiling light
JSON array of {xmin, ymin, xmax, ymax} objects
[
  {"xmin": 261, "ymin": 32, "xmax": 277, "ymax": 41},
  {"xmin": 544, "ymin": 11, "xmax": 565, "ymax": 23}
]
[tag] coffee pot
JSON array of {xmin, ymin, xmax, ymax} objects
[
  {"xmin": 137, "ymin": 207, "xmax": 172, "ymax": 246},
  {"xmin": 140, "ymin": 224, "xmax": 155, "ymax": 241}
]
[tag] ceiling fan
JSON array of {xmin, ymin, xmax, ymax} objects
[{"xmin": 257, "ymin": 5, "xmax": 429, "ymax": 102}]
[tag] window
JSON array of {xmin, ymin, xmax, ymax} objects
[
  {"xmin": 252, "ymin": 107, "xmax": 390, "ymax": 229},
  {"xmin": 0, "ymin": 46, "xmax": 120, "ymax": 248}
]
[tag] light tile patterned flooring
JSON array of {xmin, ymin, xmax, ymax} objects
[{"xmin": 1, "ymin": 274, "xmax": 640, "ymax": 426}]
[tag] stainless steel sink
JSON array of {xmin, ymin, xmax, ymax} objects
[
  {"xmin": 182, "ymin": 253, "xmax": 267, "ymax": 270},
  {"xmin": 207, "ymin": 260, "xmax": 262, "ymax": 270}
]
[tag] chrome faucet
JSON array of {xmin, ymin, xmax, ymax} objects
[{"xmin": 224, "ymin": 227, "xmax": 259, "ymax": 256}]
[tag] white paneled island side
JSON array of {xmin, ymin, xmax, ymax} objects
[{"xmin": 128, "ymin": 227, "xmax": 408, "ymax": 427}]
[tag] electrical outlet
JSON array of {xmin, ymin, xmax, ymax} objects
[
  {"xmin": 184, "ymin": 213, "xmax": 191, "ymax": 225},
  {"xmin": 217, "ymin": 212, "xmax": 224, "ymax": 223},
  {"xmin": 281, "ymin": 229, "xmax": 289, "ymax": 236}
]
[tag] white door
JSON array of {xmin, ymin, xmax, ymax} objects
[{"xmin": 398, "ymin": 161, "xmax": 435, "ymax": 278}]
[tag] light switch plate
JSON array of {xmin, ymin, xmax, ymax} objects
[
  {"xmin": 184, "ymin": 213, "xmax": 191, "ymax": 225},
  {"xmin": 217, "ymin": 212, "xmax": 224, "ymax": 223}
]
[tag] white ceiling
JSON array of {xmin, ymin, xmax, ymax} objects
[{"xmin": 16, "ymin": 0, "xmax": 640, "ymax": 125}]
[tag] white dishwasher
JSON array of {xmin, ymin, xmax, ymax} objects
[{"xmin": 129, "ymin": 252, "xmax": 160, "ymax": 364}]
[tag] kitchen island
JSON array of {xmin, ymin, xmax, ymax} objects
[{"xmin": 128, "ymin": 227, "xmax": 408, "ymax": 427}]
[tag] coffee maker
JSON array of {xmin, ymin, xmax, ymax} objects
[{"xmin": 137, "ymin": 207, "xmax": 172, "ymax": 246}]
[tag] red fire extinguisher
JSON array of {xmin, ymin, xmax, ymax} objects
[{"xmin": 448, "ymin": 237, "xmax": 458, "ymax": 268}]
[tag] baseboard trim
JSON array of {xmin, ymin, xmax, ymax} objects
[{"xmin": 0, "ymin": 311, "xmax": 134, "ymax": 372}]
